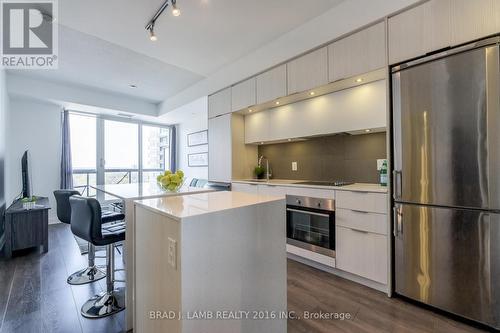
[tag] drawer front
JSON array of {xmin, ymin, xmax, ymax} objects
[
  {"xmin": 336, "ymin": 226, "xmax": 387, "ymax": 284},
  {"xmin": 231, "ymin": 183, "xmax": 259, "ymax": 194},
  {"xmin": 335, "ymin": 190, "xmax": 387, "ymax": 214},
  {"xmin": 336, "ymin": 208, "xmax": 387, "ymax": 235},
  {"xmin": 285, "ymin": 187, "xmax": 335, "ymax": 200},
  {"xmin": 258, "ymin": 185, "xmax": 288, "ymax": 198}
]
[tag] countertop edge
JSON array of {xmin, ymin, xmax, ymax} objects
[
  {"xmin": 231, "ymin": 180, "xmax": 388, "ymax": 193},
  {"xmin": 134, "ymin": 194, "xmax": 285, "ymax": 221}
]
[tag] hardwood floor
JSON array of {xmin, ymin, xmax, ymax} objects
[
  {"xmin": 287, "ymin": 260, "xmax": 489, "ymax": 333},
  {"xmin": 0, "ymin": 223, "xmax": 125, "ymax": 333},
  {"xmin": 0, "ymin": 223, "xmax": 490, "ymax": 333}
]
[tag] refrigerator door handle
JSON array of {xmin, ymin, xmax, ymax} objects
[
  {"xmin": 393, "ymin": 204, "xmax": 403, "ymax": 237},
  {"xmin": 393, "ymin": 170, "xmax": 402, "ymax": 200}
]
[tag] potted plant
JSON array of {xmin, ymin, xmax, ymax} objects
[{"xmin": 254, "ymin": 165, "xmax": 265, "ymax": 179}]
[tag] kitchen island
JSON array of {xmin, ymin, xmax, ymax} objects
[
  {"xmin": 134, "ymin": 191, "xmax": 287, "ymax": 333},
  {"xmin": 91, "ymin": 183, "xmax": 215, "ymax": 330}
]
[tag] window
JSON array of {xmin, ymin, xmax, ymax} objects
[
  {"xmin": 104, "ymin": 120, "xmax": 139, "ymax": 185},
  {"xmin": 68, "ymin": 113, "xmax": 172, "ymax": 192},
  {"xmin": 69, "ymin": 113, "xmax": 97, "ymax": 195},
  {"xmin": 142, "ymin": 125, "xmax": 170, "ymax": 183}
]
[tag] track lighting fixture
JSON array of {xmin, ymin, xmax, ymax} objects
[
  {"xmin": 148, "ymin": 24, "xmax": 157, "ymax": 41},
  {"xmin": 145, "ymin": 0, "xmax": 181, "ymax": 41},
  {"xmin": 171, "ymin": 0, "xmax": 181, "ymax": 16}
]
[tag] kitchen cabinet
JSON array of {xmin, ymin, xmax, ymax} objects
[
  {"xmin": 245, "ymin": 79, "xmax": 387, "ymax": 143},
  {"xmin": 328, "ymin": 22, "xmax": 386, "ymax": 82},
  {"xmin": 209, "ymin": 114, "xmax": 256, "ymax": 183},
  {"xmin": 287, "ymin": 47, "xmax": 328, "ymax": 94},
  {"xmin": 336, "ymin": 226, "xmax": 387, "ymax": 284},
  {"xmin": 232, "ymin": 182, "xmax": 259, "ymax": 194},
  {"xmin": 335, "ymin": 190, "xmax": 388, "ymax": 284},
  {"xmin": 208, "ymin": 87, "xmax": 231, "ymax": 118},
  {"xmin": 256, "ymin": 64, "xmax": 287, "ymax": 104},
  {"xmin": 208, "ymin": 114, "xmax": 232, "ymax": 182},
  {"xmin": 388, "ymin": 0, "xmax": 451, "ymax": 64},
  {"xmin": 231, "ymin": 77, "xmax": 256, "ymax": 112},
  {"xmin": 244, "ymin": 111, "xmax": 270, "ymax": 144},
  {"xmin": 335, "ymin": 190, "xmax": 387, "ymax": 214},
  {"xmin": 450, "ymin": 0, "xmax": 500, "ymax": 46}
]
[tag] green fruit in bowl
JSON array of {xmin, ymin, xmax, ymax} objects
[
  {"xmin": 164, "ymin": 170, "xmax": 172, "ymax": 176},
  {"xmin": 167, "ymin": 184, "xmax": 177, "ymax": 191},
  {"xmin": 156, "ymin": 175, "xmax": 163, "ymax": 182},
  {"xmin": 160, "ymin": 175, "xmax": 171, "ymax": 186},
  {"xmin": 176, "ymin": 170, "xmax": 184, "ymax": 178},
  {"xmin": 170, "ymin": 174, "xmax": 181, "ymax": 184}
]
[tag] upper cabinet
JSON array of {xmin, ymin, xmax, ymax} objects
[
  {"xmin": 329, "ymin": 22, "xmax": 387, "ymax": 82},
  {"xmin": 208, "ymin": 87, "xmax": 231, "ymax": 119},
  {"xmin": 231, "ymin": 77, "xmax": 256, "ymax": 112},
  {"xmin": 287, "ymin": 47, "xmax": 328, "ymax": 94},
  {"xmin": 389, "ymin": 0, "xmax": 500, "ymax": 65},
  {"xmin": 450, "ymin": 0, "xmax": 500, "ymax": 46},
  {"xmin": 388, "ymin": 0, "xmax": 451, "ymax": 65},
  {"xmin": 245, "ymin": 80, "xmax": 387, "ymax": 144},
  {"xmin": 256, "ymin": 64, "xmax": 287, "ymax": 104}
]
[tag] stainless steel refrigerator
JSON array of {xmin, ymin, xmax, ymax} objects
[{"xmin": 392, "ymin": 36, "xmax": 500, "ymax": 329}]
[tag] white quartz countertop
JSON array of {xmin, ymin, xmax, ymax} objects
[
  {"xmin": 91, "ymin": 183, "xmax": 214, "ymax": 200},
  {"xmin": 232, "ymin": 179, "xmax": 388, "ymax": 193},
  {"xmin": 135, "ymin": 191, "xmax": 284, "ymax": 221}
]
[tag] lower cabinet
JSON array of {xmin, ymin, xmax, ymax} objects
[
  {"xmin": 231, "ymin": 183, "xmax": 259, "ymax": 194},
  {"xmin": 335, "ymin": 226, "xmax": 387, "ymax": 284}
]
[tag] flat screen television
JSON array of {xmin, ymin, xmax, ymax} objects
[{"xmin": 21, "ymin": 150, "xmax": 31, "ymax": 198}]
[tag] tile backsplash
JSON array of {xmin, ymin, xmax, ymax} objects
[{"xmin": 257, "ymin": 132, "xmax": 386, "ymax": 183}]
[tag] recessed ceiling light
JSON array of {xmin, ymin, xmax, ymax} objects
[
  {"xmin": 365, "ymin": 129, "xmax": 371, "ymax": 133},
  {"xmin": 260, "ymin": 142, "xmax": 264, "ymax": 145},
  {"xmin": 129, "ymin": 84, "xmax": 137, "ymax": 88},
  {"xmin": 248, "ymin": 109, "xmax": 253, "ymax": 113},
  {"xmin": 275, "ymin": 101, "xmax": 280, "ymax": 105},
  {"xmin": 355, "ymin": 78, "xmax": 363, "ymax": 83},
  {"xmin": 309, "ymin": 91, "xmax": 315, "ymax": 96},
  {"xmin": 288, "ymin": 138, "xmax": 292, "ymax": 142}
]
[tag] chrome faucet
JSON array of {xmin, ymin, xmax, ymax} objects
[{"xmin": 258, "ymin": 155, "xmax": 272, "ymax": 181}]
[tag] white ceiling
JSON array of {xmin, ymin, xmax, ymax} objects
[
  {"xmin": 8, "ymin": 26, "xmax": 203, "ymax": 103},
  {"xmin": 59, "ymin": 0, "xmax": 345, "ymax": 77}
]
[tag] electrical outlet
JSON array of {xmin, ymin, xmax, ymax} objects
[
  {"xmin": 168, "ymin": 237, "xmax": 177, "ymax": 269},
  {"xmin": 377, "ymin": 159, "xmax": 386, "ymax": 171},
  {"xmin": 292, "ymin": 162, "xmax": 298, "ymax": 171}
]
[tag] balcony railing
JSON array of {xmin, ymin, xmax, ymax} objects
[{"xmin": 72, "ymin": 168, "xmax": 164, "ymax": 196}]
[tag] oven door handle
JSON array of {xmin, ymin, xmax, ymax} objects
[{"xmin": 286, "ymin": 208, "xmax": 331, "ymax": 218}]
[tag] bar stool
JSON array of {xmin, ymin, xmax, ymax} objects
[
  {"xmin": 53, "ymin": 190, "xmax": 125, "ymax": 285},
  {"xmin": 69, "ymin": 195, "xmax": 126, "ymax": 318}
]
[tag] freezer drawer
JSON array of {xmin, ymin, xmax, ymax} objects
[{"xmin": 394, "ymin": 203, "xmax": 500, "ymax": 329}]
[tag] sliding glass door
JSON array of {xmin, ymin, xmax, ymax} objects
[{"xmin": 69, "ymin": 112, "xmax": 172, "ymax": 194}]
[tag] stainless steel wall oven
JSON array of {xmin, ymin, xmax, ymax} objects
[{"xmin": 286, "ymin": 195, "xmax": 335, "ymax": 257}]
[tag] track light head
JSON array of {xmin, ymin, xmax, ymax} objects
[
  {"xmin": 149, "ymin": 25, "xmax": 157, "ymax": 41},
  {"xmin": 171, "ymin": 0, "xmax": 181, "ymax": 16}
]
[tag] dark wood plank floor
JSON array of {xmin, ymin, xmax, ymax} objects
[
  {"xmin": 0, "ymin": 223, "xmax": 125, "ymax": 333},
  {"xmin": 0, "ymin": 223, "xmax": 490, "ymax": 333}
]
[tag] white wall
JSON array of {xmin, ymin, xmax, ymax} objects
[
  {"xmin": 159, "ymin": 0, "xmax": 419, "ymax": 114},
  {"xmin": 5, "ymin": 97, "xmax": 61, "ymax": 222},
  {"xmin": 174, "ymin": 97, "xmax": 208, "ymax": 181}
]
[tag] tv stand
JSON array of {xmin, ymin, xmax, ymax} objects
[{"xmin": 4, "ymin": 196, "xmax": 50, "ymax": 258}]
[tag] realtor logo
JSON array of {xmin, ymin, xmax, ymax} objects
[{"xmin": 1, "ymin": 0, "xmax": 58, "ymax": 69}]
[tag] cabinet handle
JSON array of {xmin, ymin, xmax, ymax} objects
[
  {"xmin": 350, "ymin": 209, "xmax": 369, "ymax": 214},
  {"xmin": 349, "ymin": 228, "xmax": 369, "ymax": 234},
  {"xmin": 393, "ymin": 170, "xmax": 402, "ymax": 200}
]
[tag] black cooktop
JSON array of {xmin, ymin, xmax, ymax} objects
[{"xmin": 295, "ymin": 181, "xmax": 354, "ymax": 187}]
